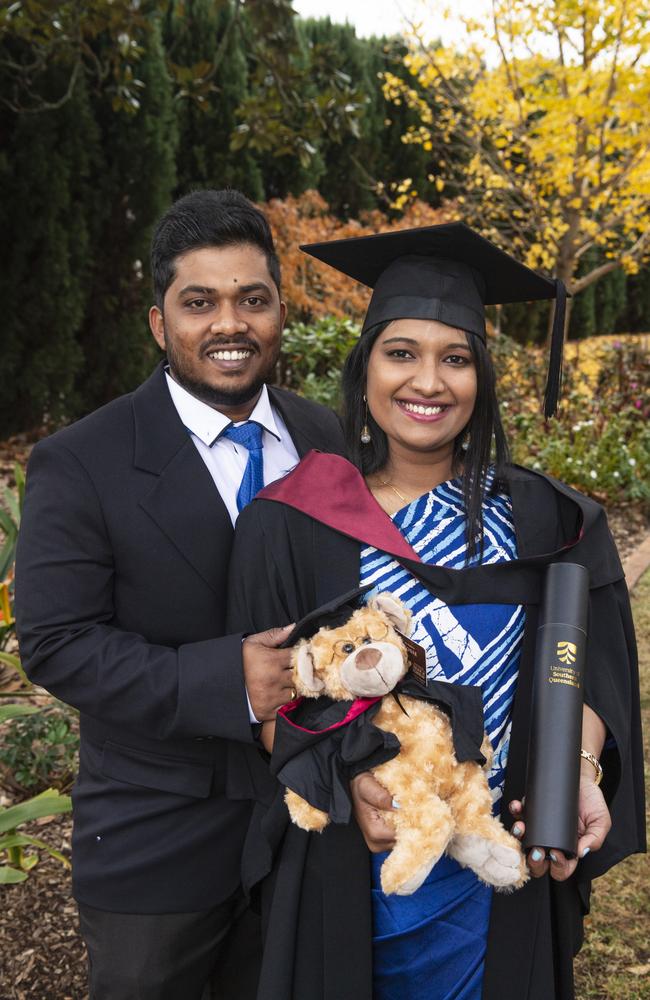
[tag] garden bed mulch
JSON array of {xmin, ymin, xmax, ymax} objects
[{"xmin": 0, "ymin": 817, "xmax": 83, "ymax": 1000}]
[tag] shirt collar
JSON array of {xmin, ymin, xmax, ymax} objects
[{"xmin": 164, "ymin": 371, "xmax": 281, "ymax": 446}]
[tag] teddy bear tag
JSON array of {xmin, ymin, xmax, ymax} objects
[{"xmin": 395, "ymin": 629, "xmax": 427, "ymax": 686}]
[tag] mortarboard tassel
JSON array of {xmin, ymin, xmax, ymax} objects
[{"xmin": 543, "ymin": 279, "xmax": 567, "ymax": 419}]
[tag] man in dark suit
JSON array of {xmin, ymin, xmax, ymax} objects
[{"xmin": 15, "ymin": 189, "xmax": 345, "ymax": 999}]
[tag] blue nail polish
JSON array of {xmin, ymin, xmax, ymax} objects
[
  {"xmin": 391, "ymin": 798, "xmax": 401, "ymax": 810},
  {"xmin": 581, "ymin": 847, "xmax": 590, "ymax": 858},
  {"xmin": 512, "ymin": 823, "xmax": 522, "ymax": 837},
  {"xmin": 549, "ymin": 851, "xmax": 559, "ymax": 863},
  {"xmin": 531, "ymin": 849, "xmax": 543, "ymax": 862}
]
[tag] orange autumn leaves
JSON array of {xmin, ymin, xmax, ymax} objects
[{"xmin": 263, "ymin": 191, "xmax": 455, "ymax": 324}]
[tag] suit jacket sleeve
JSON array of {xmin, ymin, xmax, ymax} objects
[{"xmin": 15, "ymin": 438, "xmax": 254, "ymax": 744}]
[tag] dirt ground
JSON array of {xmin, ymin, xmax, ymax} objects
[{"xmin": 0, "ymin": 818, "xmax": 84, "ymax": 1000}]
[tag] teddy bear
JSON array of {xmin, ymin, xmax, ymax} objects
[{"xmin": 280, "ymin": 592, "xmax": 528, "ymax": 896}]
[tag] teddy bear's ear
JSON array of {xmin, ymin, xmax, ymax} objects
[
  {"xmin": 368, "ymin": 593, "xmax": 412, "ymax": 634},
  {"xmin": 294, "ymin": 643, "xmax": 325, "ymax": 694}
]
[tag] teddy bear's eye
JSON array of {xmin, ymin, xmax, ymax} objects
[
  {"xmin": 329, "ymin": 639, "xmax": 358, "ymax": 662},
  {"xmin": 361, "ymin": 636, "xmax": 372, "ymax": 644}
]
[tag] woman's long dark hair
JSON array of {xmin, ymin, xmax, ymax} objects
[{"xmin": 341, "ymin": 325, "xmax": 510, "ymax": 560}]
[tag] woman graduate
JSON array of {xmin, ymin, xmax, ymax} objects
[{"xmin": 226, "ymin": 223, "xmax": 645, "ymax": 1000}]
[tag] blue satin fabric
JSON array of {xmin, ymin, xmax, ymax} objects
[{"xmin": 371, "ymin": 852, "xmax": 492, "ymax": 1000}]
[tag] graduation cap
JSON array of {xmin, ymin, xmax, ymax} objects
[
  {"xmin": 300, "ymin": 222, "xmax": 568, "ymax": 418},
  {"xmin": 279, "ymin": 586, "xmax": 371, "ymax": 648}
]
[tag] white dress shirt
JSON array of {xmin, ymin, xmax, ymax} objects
[
  {"xmin": 165, "ymin": 372, "xmax": 300, "ymax": 723},
  {"xmin": 165, "ymin": 372, "xmax": 300, "ymax": 526}
]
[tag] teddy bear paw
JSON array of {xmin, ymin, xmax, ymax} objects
[
  {"xmin": 285, "ymin": 790, "xmax": 330, "ymax": 832},
  {"xmin": 451, "ymin": 834, "xmax": 527, "ymax": 890},
  {"xmin": 380, "ymin": 852, "xmax": 442, "ymax": 896}
]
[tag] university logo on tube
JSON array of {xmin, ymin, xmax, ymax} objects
[{"xmin": 556, "ymin": 641, "xmax": 577, "ymax": 665}]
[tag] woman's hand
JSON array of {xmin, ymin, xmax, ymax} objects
[{"xmin": 509, "ymin": 776, "xmax": 612, "ymax": 881}]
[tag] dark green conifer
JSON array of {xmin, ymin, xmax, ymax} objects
[
  {"xmin": 0, "ymin": 73, "xmax": 97, "ymax": 431},
  {"xmin": 72, "ymin": 17, "xmax": 178, "ymax": 416},
  {"xmin": 617, "ymin": 267, "xmax": 650, "ymax": 333},
  {"xmin": 164, "ymin": 0, "xmax": 264, "ymax": 199},
  {"xmin": 296, "ymin": 21, "xmax": 440, "ymax": 218}
]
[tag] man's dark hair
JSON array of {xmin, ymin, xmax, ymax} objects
[
  {"xmin": 151, "ymin": 189, "xmax": 281, "ymax": 308},
  {"xmin": 341, "ymin": 325, "xmax": 510, "ymax": 561}
]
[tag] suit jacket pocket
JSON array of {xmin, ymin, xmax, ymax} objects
[
  {"xmin": 226, "ymin": 741, "xmax": 277, "ymax": 804},
  {"xmin": 101, "ymin": 740, "xmax": 213, "ymax": 798}
]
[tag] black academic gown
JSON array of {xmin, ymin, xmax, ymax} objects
[{"xmin": 226, "ymin": 452, "xmax": 645, "ymax": 1000}]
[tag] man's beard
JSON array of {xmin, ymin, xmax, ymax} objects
[{"xmin": 165, "ymin": 338, "xmax": 280, "ymax": 410}]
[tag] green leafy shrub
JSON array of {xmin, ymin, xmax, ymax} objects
[
  {"xmin": 492, "ymin": 334, "xmax": 650, "ymax": 509},
  {"xmin": 0, "ymin": 464, "xmax": 30, "ymax": 697},
  {"xmin": 279, "ymin": 317, "xmax": 360, "ymax": 409},
  {"xmin": 0, "ymin": 788, "xmax": 72, "ymax": 885},
  {"xmin": 0, "ymin": 702, "xmax": 79, "ymax": 797},
  {"xmin": 0, "ymin": 704, "xmax": 39, "ymax": 725},
  {"xmin": 0, "ymin": 463, "xmax": 24, "ymax": 583}
]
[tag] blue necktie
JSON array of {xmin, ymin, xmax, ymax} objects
[{"xmin": 220, "ymin": 421, "xmax": 265, "ymax": 511}]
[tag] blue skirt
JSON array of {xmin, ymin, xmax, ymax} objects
[{"xmin": 372, "ymin": 853, "xmax": 493, "ymax": 1000}]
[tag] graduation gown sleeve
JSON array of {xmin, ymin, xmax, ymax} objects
[
  {"xmin": 227, "ymin": 494, "xmax": 375, "ymax": 1000},
  {"xmin": 228, "ymin": 501, "xmax": 292, "ymax": 633}
]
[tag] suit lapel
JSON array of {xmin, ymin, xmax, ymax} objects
[
  {"xmin": 131, "ymin": 376, "xmax": 338, "ymax": 593},
  {"xmin": 132, "ymin": 365, "xmax": 232, "ymax": 593}
]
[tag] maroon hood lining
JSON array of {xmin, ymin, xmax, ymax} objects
[{"xmin": 259, "ymin": 452, "xmax": 422, "ymax": 563}]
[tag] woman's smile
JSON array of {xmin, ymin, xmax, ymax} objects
[
  {"xmin": 395, "ymin": 398, "xmax": 452, "ymax": 421},
  {"xmin": 366, "ymin": 318, "xmax": 477, "ymax": 460}
]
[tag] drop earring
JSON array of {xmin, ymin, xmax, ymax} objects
[{"xmin": 360, "ymin": 395, "xmax": 371, "ymax": 445}]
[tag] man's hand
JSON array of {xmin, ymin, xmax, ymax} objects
[
  {"xmin": 242, "ymin": 625, "xmax": 295, "ymax": 722},
  {"xmin": 350, "ymin": 772, "xmax": 397, "ymax": 852}
]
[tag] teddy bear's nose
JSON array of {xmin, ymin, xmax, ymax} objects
[{"xmin": 355, "ymin": 647, "xmax": 382, "ymax": 670}]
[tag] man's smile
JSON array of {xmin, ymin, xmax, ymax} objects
[
  {"xmin": 208, "ymin": 349, "xmax": 253, "ymax": 361},
  {"xmin": 206, "ymin": 345, "xmax": 256, "ymax": 372}
]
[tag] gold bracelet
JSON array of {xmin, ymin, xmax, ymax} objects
[{"xmin": 580, "ymin": 749, "xmax": 603, "ymax": 786}]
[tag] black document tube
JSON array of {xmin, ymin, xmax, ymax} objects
[{"xmin": 522, "ymin": 562, "xmax": 589, "ymax": 858}]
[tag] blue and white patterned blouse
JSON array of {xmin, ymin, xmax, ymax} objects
[{"xmin": 360, "ymin": 472, "xmax": 525, "ymax": 808}]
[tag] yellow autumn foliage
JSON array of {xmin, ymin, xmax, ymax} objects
[
  {"xmin": 496, "ymin": 332, "xmax": 650, "ymax": 411},
  {"xmin": 385, "ymin": 0, "xmax": 650, "ymax": 305}
]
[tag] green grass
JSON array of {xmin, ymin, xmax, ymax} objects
[{"xmin": 574, "ymin": 572, "xmax": 650, "ymax": 998}]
